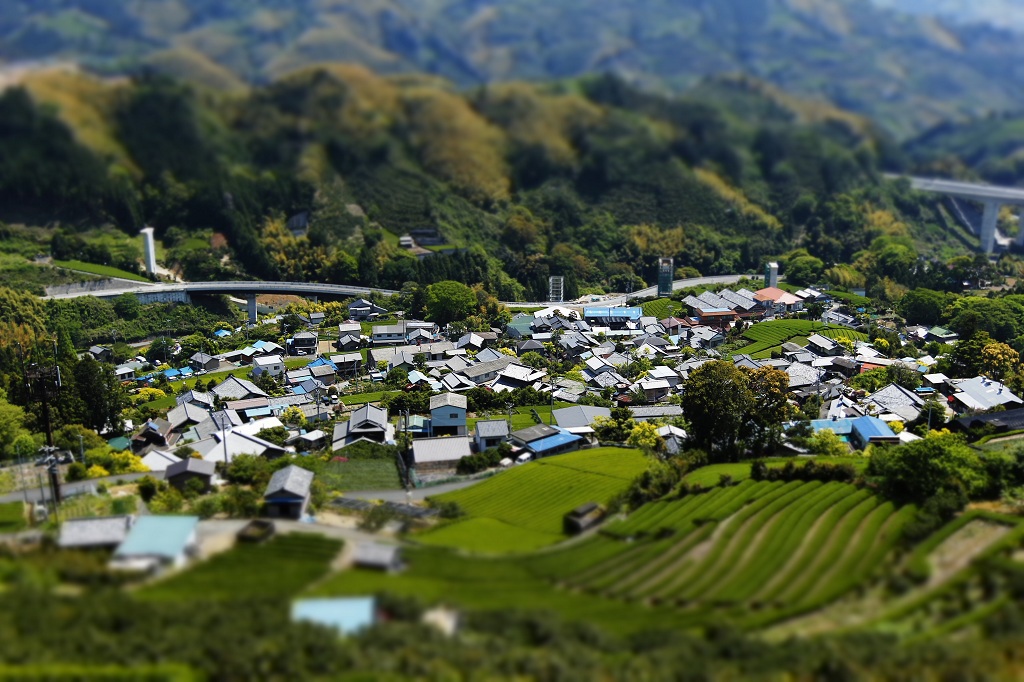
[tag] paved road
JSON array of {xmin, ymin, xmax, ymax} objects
[{"xmin": 343, "ymin": 478, "xmax": 485, "ymax": 503}]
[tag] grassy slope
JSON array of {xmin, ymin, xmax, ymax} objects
[{"xmin": 417, "ymin": 447, "xmax": 648, "ymax": 553}]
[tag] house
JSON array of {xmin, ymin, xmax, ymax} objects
[
  {"xmin": 490, "ymin": 363, "xmax": 546, "ymax": 393},
  {"xmin": 336, "ymin": 333, "xmax": 361, "ymax": 351},
  {"xmin": 264, "ymin": 465, "xmax": 315, "ymax": 519},
  {"xmin": 87, "ymin": 346, "xmax": 113, "ymax": 363},
  {"xmin": 349, "ymin": 299, "xmax": 387, "ymax": 321},
  {"xmin": 332, "ymin": 404, "xmax": 391, "ymax": 450},
  {"xmin": 657, "ymin": 424, "xmax": 688, "ymax": 455},
  {"xmin": 331, "ymin": 353, "xmax": 363, "ymax": 378},
  {"xmin": 252, "ymin": 354, "xmax": 285, "ymax": 378},
  {"xmin": 139, "ymin": 450, "xmax": 182, "ymax": 473},
  {"xmin": 552, "ymin": 406, "xmax": 611, "ymax": 437},
  {"xmin": 564, "ymin": 502, "xmax": 605, "ymax": 535},
  {"xmin": 429, "ymin": 392, "xmax": 468, "ymax": 436},
  {"xmin": 953, "ymin": 407, "xmax": 1024, "ymax": 435},
  {"xmin": 212, "ymin": 376, "xmax": 268, "ymax": 401},
  {"xmin": 176, "ymin": 389, "xmax": 215, "ymax": 410},
  {"xmin": 296, "ymin": 428, "xmax": 327, "ymax": 450},
  {"xmin": 949, "ymin": 377, "xmax": 1024, "ymax": 413},
  {"xmin": 308, "ymin": 364, "xmax": 336, "ymax": 386},
  {"xmin": 189, "ymin": 352, "xmax": 220, "ymax": 372},
  {"xmin": 114, "ymin": 365, "xmax": 137, "ymax": 382},
  {"xmin": 506, "ymin": 314, "xmax": 535, "ymax": 339},
  {"xmin": 131, "ymin": 418, "xmax": 178, "ymax": 453},
  {"xmin": 58, "ymin": 516, "xmax": 134, "ymax": 550},
  {"xmin": 165, "ymin": 457, "xmax": 216, "ymax": 493},
  {"xmin": 290, "ymin": 331, "xmax": 318, "ymax": 356},
  {"xmin": 291, "ymin": 597, "xmax": 376, "ymax": 637},
  {"xmin": 165, "ymin": 402, "xmax": 210, "ymax": 433},
  {"xmin": 190, "ymin": 430, "xmax": 287, "ymax": 463},
  {"xmin": 517, "ymin": 339, "xmax": 545, "ymax": 356},
  {"xmin": 110, "ymin": 516, "xmax": 199, "ymax": 572},
  {"xmin": 806, "ymin": 334, "xmax": 840, "ymax": 357},
  {"xmin": 456, "ymin": 333, "xmax": 487, "ymax": 352},
  {"xmin": 510, "ymin": 424, "xmax": 583, "ymax": 458},
  {"xmin": 629, "ymin": 405, "xmax": 683, "ymax": 422},
  {"xmin": 583, "ymin": 307, "xmax": 643, "ymax": 329},
  {"xmin": 412, "ymin": 436, "xmax": 473, "ymax": 472},
  {"xmin": 754, "ymin": 287, "xmax": 804, "ymax": 314},
  {"xmin": 457, "ymin": 356, "xmax": 515, "ymax": 385},
  {"xmin": 371, "ymin": 324, "xmax": 406, "ymax": 345},
  {"xmin": 862, "ymin": 383, "xmax": 925, "ymax": 422},
  {"xmin": 352, "ymin": 542, "xmax": 403, "ymax": 572},
  {"xmin": 927, "ymin": 326, "xmax": 959, "ymax": 344},
  {"xmin": 475, "ymin": 420, "xmax": 510, "ymax": 451},
  {"xmin": 809, "ymin": 416, "xmax": 899, "ymax": 449}
]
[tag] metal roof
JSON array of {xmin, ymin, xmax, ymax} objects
[
  {"xmin": 412, "ymin": 436, "xmax": 472, "ymax": 464},
  {"xmin": 114, "ymin": 516, "xmax": 198, "ymax": 559},
  {"xmin": 475, "ymin": 420, "xmax": 510, "ymax": 438},
  {"xmin": 265, "ymin": 465, "xmax": 314, "ymax": 498}
]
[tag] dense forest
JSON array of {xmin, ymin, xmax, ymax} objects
[{"xmin": 0, "ymin": 66, "xmax": 987, "ymax": 301}]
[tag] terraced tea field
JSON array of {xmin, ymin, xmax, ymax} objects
[
  {"xmin": 536, "ymin": 480, "xmax": 915, "ymax": 627},
  {"xmin": 419, "ymin": 448, "xmax": 648, "ymax": 553},
  {"xmin": 735, "ymin": 320, "xmax": 866, "ymax": 359},
  {"xmin": 319, "ymin": 476, "xmax": 944, "ymax": 635}
]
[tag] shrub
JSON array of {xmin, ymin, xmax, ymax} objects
[
  {"xmin": 149, "ymin": 487, "xmax": 184, "ymax": 513},
  {"xmin": 192, "ymin": 495, "xmax": 222, "ymax": 519},
  {"xmin": 86, "ymin": 465, "xmax": 109, "ymax": 479},
  {"xmin": 65, "ymin": 462, "xmax": 87, "ymax": 482},
  {"xmin": 136, "ymin": 475, "xmax": 160, "ymax": 503}
]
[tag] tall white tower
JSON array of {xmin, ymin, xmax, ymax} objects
[
  {"xmin": 765, "ymin": 261, "xmax": 779, "ymax": 288},
  {"xmin": 140, "ymin": 227, "xmax": 157, "ymax": 275}
]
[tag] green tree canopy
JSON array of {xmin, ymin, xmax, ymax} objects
[{"xmin": 424, "ymin": 280, "xmax": 477, "ymax": 326}]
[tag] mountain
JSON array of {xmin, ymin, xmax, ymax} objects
[
  {"xmin": 871, "ymin": 1, "xmax": 1024, "ymax": 33},
  {"xmin": 3, "ymin": 0, "xmax": 1024, "ymax": 138},
  {"xmin": 0, "ymin": 65, "xmax": 973, "ymax": 301}
]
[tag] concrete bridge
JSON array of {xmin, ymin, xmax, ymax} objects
[
  {"xmin": 45, "ymin": 281, "xmax": 400, "ymax": 324},
  {"xmin": 44, "ymin": 274, "xmax": 760, "ymax": 323},
  {"xmin": 891, "ymin": 175, "xmax": 1024, "ymax": 253}
]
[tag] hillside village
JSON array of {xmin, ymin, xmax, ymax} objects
[{"xmin": 2, "ymin": 270, "xmax": 1023, "ymax": 646}]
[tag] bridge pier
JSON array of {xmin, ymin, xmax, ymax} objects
[
  {"xmin": 981, "ymin": 200, "xmax": 1000, "ymax": 254},
  {"xmin": 247, "ymin": 294, "xmax": 258, "ymax": 326}
]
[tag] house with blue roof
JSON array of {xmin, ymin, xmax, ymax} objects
[
  {"xmin": 510, "ymin": 424, "xmax": 583, "ymax": 458},
  {"xmin": 809, "ymin": 416, "xmax": 898, "ymax": 450},
  {"xmin": 109, "ymin": 516, "xmax": 199, "ymax": 573},
  {"xmin": 292, "ymin": 597, "xmax": 376, "ymax": 636}
]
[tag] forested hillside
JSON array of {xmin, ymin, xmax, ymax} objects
[
  {"xmin": 3, "ymin": 0, "xmax": 1024, "ymax": 137},
  {"xmin": 0, "ymin": 66, "xmax": 980, "ymax": 300}
]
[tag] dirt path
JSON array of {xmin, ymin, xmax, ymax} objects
[{"xmin": 925, "ymin": 520, "xmax": 1009, "ymax": 588}]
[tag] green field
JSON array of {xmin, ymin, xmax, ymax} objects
[
  {"xmin": 141, "ymin": 533, "xmax": 342, "ymax": 600},
  {"xmin": 52, "ymin": 260, "xmax": 151, "ymax": 283},
  {"xmin": 419, "ymin": 447, "xmax": 648, "ymax": 553},
  {"xmin": 467, "ymin": 403, "xmax": 572, "ymax": 433},
  {"xmin": 319, "ymin": 459, "xmax": 401, "ymax": 491}
]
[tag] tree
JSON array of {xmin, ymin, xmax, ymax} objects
[
  {"xmin": 942, "ymin": 332, "xmax": 993, "ymax": 378},
  {"xmin": 982, "ymin": 342, "xmax": 1020, "ymax": 383},
  {"xmin": 113, "ymin": 293, "xmax": 141, "ymax": 320},
  {"xmin": 280, "ymin": 406, "xmax": 306, "ymax": 427},
  {"xmin": 592, "ymin": 408, "xmax": 635, "ymax": 443},
  {"xmin": 680, "ymin": 361, "xmax": 753, "ymax": 461},
  {"xmin": 897, "ymin": 288, "xmax": 948, "ymax": 326},
  {"xmin": 626, "ymin": 422, "xmax": 663, "ymax": 453},
  {"xmin": 74, "ymin": 357, "xmax": 127, "ymax": 434},
  {"xmin": 424, "ymin": 280, "xmax": 477, "ymax": 325},
  {"xmin": 0, "ymin": 391, "xmax": 27, "ymax": 460},
  {"xmin": 743, "ymin": 366, "xmax": 792, "ymax": 454},
  {"xmin": 807, "ymin": 429, "xmax": 847, "ymax": 457},
  {"xmin": 866, "ymin": 431, "xmax": 987, "ymax": 503}
]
